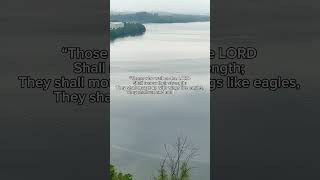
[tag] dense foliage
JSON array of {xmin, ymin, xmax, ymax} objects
[
  {"xmin": 111, "ymin": 12, "xmax": 209, "ymax": 23},
  {"xmin": 110, "ymin": 165, "xmax": 133, "ymax": 180},
  {"xmin": 110, "ymin": 22, "xmax": 146, "ymax": 41}
]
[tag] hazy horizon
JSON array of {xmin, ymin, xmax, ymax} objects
[{"xmin": 111, "ymin": 0, "xmax": 210, "ymax": 15}]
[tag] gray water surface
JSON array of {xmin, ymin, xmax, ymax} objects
[{"xmin": 110, "ymin": 22, "xmax": 210, "ymax": 180}]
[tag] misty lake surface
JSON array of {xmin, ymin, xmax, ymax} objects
[{"xmin": 111, "ymin": 22, "xmax": 210, "ymax": 180}]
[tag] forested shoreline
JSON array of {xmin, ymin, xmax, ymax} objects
[
  {"xmin": 110, "ymin": 22, "xmax": 146, "ymax": 41},
  {"xmin": 111, "ymin": 12, "xmax": 209, "ymax": 23},
  {"xmin": 110, "ymin": 12, "xmax": 209, "ymax": 41}
]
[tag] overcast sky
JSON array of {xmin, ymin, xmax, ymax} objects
[{"xmin": 111, "ymin": 0, "xmax": 210, "ymax": 14}]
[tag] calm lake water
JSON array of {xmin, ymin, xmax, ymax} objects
[{"xmin": 110, "ymin": 22, "xmax": 210, "ymax": 180}]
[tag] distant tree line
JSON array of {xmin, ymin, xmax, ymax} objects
[
  {"xmin": 110, "ymin": 22, "xmax": 146, "ymax": 41},
  {"xmin": 111, "ymin": 12, "xmax": 209, "ymax": 24}
]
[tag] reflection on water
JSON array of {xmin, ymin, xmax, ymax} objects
[{"xmin": 111, "ymin": 22, "xmax": 210, "ymax": 180}]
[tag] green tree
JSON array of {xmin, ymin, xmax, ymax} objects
[{"xmin": 110, "ymin": 165, "xmax": 133, "ymax": 180}]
